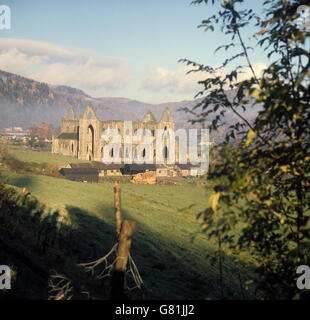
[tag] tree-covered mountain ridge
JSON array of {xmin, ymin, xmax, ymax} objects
[{"xmin": 0, "ymin": 69, "xmax": 253, "ymax": 135}]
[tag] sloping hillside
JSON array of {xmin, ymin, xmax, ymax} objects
[
  {"xmin": 0, "ymin": 70, "xmax": 197, "ymax": 127},
  {"xmin": 0, "ymin": 70, "xmax": 255, "ymax": 134}
]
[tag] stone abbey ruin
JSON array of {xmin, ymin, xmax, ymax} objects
[{"xmin": 52, "ymin": 103, "xmax": 179, "ymax": 163}]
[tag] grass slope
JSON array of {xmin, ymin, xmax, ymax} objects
[
  {"xmin": 1, "ymin": 167, "xmax": 248, "ymax": 299},
  {"xmin": 7, "ymin": 146, "xmax": 87, "ymax": 165},
  {"xmin": 0, "ymin": 146, "xmax": 254, "ymax": 299}
]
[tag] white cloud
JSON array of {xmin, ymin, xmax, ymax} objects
[
  {"xmin": 0, "ymin": 48, "xmax": 46, "ymax": 74},
  {"xmin": 237, "ymin": 63, "xmax": 267, "ymax": 82},
  {"xmin": 141, "ymin": 62, "xmax": 267, "ymax": 95},
  {"xmin": 142, "ymin": 65, "xmax": 205, "ymax": 95},
  {"xmin": 0, "ymin": 38, "xmax": 133, "ymax": 91},
  {"xmin": 0, "ymin": 38, "xmax": 267, "ymax": 103}
]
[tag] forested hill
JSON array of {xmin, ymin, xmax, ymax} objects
[
  {"xmin": 0, "ymin": 69, "xmax": 254, "ymax": 136},
  {"xmin": 0, "ymin": 70, "xmax": 91, "ymax": 127}
]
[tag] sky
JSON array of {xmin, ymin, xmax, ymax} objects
[{"xmin": 0, "ymin": 0, "xmax": 267, "ymax": 103}]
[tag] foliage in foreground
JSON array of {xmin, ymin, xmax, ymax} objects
[
  {"xmin": 183, "ymin": 0, "xmax": 310, "ymax": 299},
  {"xmin": 0, "ymin": 173, "xmax": 114, "ymax": 300}
]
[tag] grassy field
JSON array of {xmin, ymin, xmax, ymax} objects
[
  {"xmin": 0, "ymin": 146, "xmax": 255, "ymax": 299},
  {"xmin": 6, "ymin": 145, "xmax": 87, "ymax": 165}
]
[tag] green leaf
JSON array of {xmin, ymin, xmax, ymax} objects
[
  {"xmin": 245, "ymin": 129, "xmax": 256, "ymax": 147},
  {"xmin": 208, "ymin": 192, "xmax": 221, "ymax": 212}
]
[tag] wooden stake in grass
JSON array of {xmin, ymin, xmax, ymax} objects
[
  {"xmin": 114, "ymin": 181, "xmax": 122, "ymax": 240},
  {"xmin": 111, "ymin": 219, "xmax": 136, "ymax": 300}
]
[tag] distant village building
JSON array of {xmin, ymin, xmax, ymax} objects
[
  {"xmin": 59, "ymin": 167, "xmax": 99, "ymax": 183},
  {"xmin": 59, "ymin": 161, "xmax": 196, "ymax": 183},
  {"xmin": 64, "ymin": 162, "xmax": 172, "ymax": 178},
  {"xmin": 123, "ymin": 163, "xmax": 159, "ymax": 175},
  {"xmin": 176, "ymin": 164, "xmax": 192, "ymax": 177},
  {"xmin": 67, "ymin": 161, "xmax": 123, "ymax": 177},
  {"xmin": 156, "ymin": 166, "xmax": 179, "ymax": 177},
  {"xmin": 1, "ymin": 127, "xmax": 29, "ymax": 143}
]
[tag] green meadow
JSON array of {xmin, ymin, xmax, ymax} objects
[
  {"xmin": 7, "ymin": 146, "xmax": 87, "ymax": 165},
  {"xmin": 0, "ymin": 146, "xmax": 254, "ymax": 299}
]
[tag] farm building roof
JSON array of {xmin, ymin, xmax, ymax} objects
[
  {"xmin": 59, "ymin": 167, "xmax": 99, "ymax": 182},
  {"xmin": 67, "ymin": 162, "xmax": 165, "ymax": 171},
  {"xmin": 124, "ymin": 163, "xmax": 157, "ymax": 171},
  {"xmin": 68, "ymin": 162, "xmax": 124, "ymax": 170},
  {"xmin": 60, "ymin": 168, "xmax": 99, "ymax": 174},
  {"xmin": 122, "ymin": 163, "xmax": 166, "ymax": 175}
]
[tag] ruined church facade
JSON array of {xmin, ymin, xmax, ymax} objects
[{"xmin": 52, "ymin": 104, "xmax": 178, "ymax": 163}]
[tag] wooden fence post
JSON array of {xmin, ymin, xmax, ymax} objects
[
  {"xmin": 111, "ymin": 220, "xmax": 136, "ymax": 300},
  {"xmin": 111, "ymin": 182, "xmax": 136, "ymax": 300}
]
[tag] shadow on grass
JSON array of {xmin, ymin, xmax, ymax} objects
[
  {"xmin": 0, "ymin": 181, "xmax": 255, "ymax": 300},
  {"xmin": 1, "ymin": 170, "xmax": 35, "ymax": 191},
  {"xmin": 88, "ymin": 203, "xmax": 256, "ymax": 300},
  {"xmin": 113, "ymin": 208, "xmax": 239, "ymax": 300},
  {"xmin": 65, "ymin": 204, "xmax": 216, "ymax": 299},
  {"xmin": 0, "ymin": 190, "xmax": 117, "ymax": 300}
]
